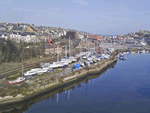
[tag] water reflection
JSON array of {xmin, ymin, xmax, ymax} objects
[
  {"xmin": 136, "ymin": 84, "xmax": 150, "ymax": 99},
  {"xmin": 0, "ymin": 60, "xmax": 117, "ymax": 113}
]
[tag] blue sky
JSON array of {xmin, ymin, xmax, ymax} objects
[{"xmin": 0, "ymin": 0, "xmax": 150, "ymax": 35}]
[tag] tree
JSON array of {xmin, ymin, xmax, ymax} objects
[
  {"xmin": 0, "ymin": 91, "xmax": 6, "ymax": 97},
  {"xmin": 21, "ymin": 87, "xmax": 28, "ymax": 96},
  {"xmin": 10, "ymin": 89, "xmax": 18, "ymax": 97}
]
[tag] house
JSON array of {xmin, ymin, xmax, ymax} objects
[
  {"xmin": 78, "ymin": 34, "xmax": 84, "ymax": 40},
  {"xmin": 30, "ymin": 33, "xmax": 36, "ymax": 43},
  {"xmin": 10, "ymin": 32, "xmax": 21, "ymax": 43},
  {"xmin": 53, "ymin": 44, "xmax": 62, "ymax": 53},
  {"xmin": 0, "ymin": 34, "xmax": 8, "ymax": 40},
  {"xmin": 45, "ymin": 44, "xmax": 62, "ymax": 54},
  {"xmin": 12, "ymin": 25, "xmax": 24, "ymax": 33},
  {"xmin": 21, "ymin": 32, "xmax": 31, "ymax": 43},
  {"xmin": 88, "ymin": 36, "xmax": 103, "ymax": 41},
  {"xmin": 45, "ymin": 45, "xmax": 54, "ymax": 54},
  {"xmin": 0, "ymin": 25, "xmax": 8, "ymax": 32}
]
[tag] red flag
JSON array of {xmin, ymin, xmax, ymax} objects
[{"xmin": 48, "ymin": 37, "xmax": 51, "ymax": 44}]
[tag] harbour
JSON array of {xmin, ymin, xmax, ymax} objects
[{"xmin": 0, "ymin": 52, "xmax": 150, "ymax": 113}]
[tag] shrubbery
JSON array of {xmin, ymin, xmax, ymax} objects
[
  {"xmin": 0, "ymin": 91, "xmax": 6, "ymax": 97},
  {"xmin": 6, "ymin": 75, "xmax": 18, "ymax": 80},
  {"xmin": 10, "ymin": 89, "xmax": 18, "ymax": 97},
  {"xmin": 21, "ymin": 87, "xmax": 28, "ymax": 96},
  {"xmin": 21, "ymin": 82, "xmax": 29, "ymax": 88}
]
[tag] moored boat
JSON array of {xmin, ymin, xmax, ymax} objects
[
  {"xmin": 8, "ymin": 77, "xmax": 25, "ymax": 84},
  {"xmin": 24, "ymin": 71, "xmax": 37, "ymax": 77},
  {"xmin": 131, "ymin": 51, "xmax": 135, "ymax": 54}
]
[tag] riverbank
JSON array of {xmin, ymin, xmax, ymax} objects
[{"xmin": 0, "ymin": 56, "xmax": 117, "ymax": 106}]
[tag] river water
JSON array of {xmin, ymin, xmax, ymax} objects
[{"xmin": 1, "ymin": 53, "xmax": 150, "ymax": 113}]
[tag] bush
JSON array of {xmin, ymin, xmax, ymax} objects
[
  {"xmin": 4, "ymin": 88, "xmax": 9, "ymax": 92},
  {"xmin": 28, "ymin": 87, "xmax": 34, "ymax": 92},
  {"xmin": 21, "ymin": 90, "xmax": 27, "ymax": 96},
  {"xmin": 21, "ymin": 82, "xmax": 29, "ymax": 88},
  {"xmin": 0, "ymin": 88, "xmax": 3, "ymax": 92},
  {"xmin": 10, "ymin": 89, "xmax": 18, "ymax": 97},
  {"xmin": 6, "ymin": 75, "xmax": 18, "ymax": 80},
  {"xmin": 21, "ymin": 87, "xmax": 27, "ymax": 92},
  {"xmin": 0, "ymin": 91, "xmax": 6, "ymax": 97}
]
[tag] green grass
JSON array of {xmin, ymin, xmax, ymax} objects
[{"xmin": 0, "ymin": 62, "xmax": 22, "ymax": 73}]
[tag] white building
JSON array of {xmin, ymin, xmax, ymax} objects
[
  {"xmin": 10, "ymin": 32, "xmax": 21, "ymax": 43},
  {"xmin": 78, "ymin": 34, "xmax": 84, "ymax": 40},
  {"xmin": 30, "ymin": 33, "xmax": 37, "ymax": 43},
  {"xmin": 63, "ymin": 30, "xmax": 66, "ymax": 35},
  {"xmin": 21, "ymin": 32, "xmax": 31, "ymax": 43},
  {"xmin": 0, "ymin": 34, "xmax": 8, "ymax": 40},
  {"xmin": 113, "ymin": 36, "xmax": 117, "ymax": 38}
]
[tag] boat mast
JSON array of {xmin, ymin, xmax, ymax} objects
[
  {"xmin": 80, "ymin": 43, "xmax": 81, "ymax": 53},
  {"xmin": 21, "ymin": 44, "xmax": 24, "ymax": 77},
  {"xmin": 86, "ymin": 37, "xmax": 87, "ymax": 52},
  {"xmin": 69, "ymin": 36, "xmax": 71, "ymax": 57},
  {"xmin": 57, "ymin": 45, "xmax": 59, "ymax": 61},
  {"xmin": 22, "ymin": 58, "xmax": 24, "ymax": 77},
  {"xmin": 88, "ymin": 35, "xmax": 89, "ymax": 52},
  {"xmin": 65, "ymin": 45, "xmax": 67, "ymax": 58}
]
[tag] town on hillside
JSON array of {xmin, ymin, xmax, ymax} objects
[
  {"xmin": 0, "ymin": 22, "xmax": 149, "ymax": 64},
  {"xmin": 0, "ymin": 22, "xmax": 149, "ymax": 103}
]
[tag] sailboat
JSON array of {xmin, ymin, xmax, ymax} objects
[
  {"xmin": 8, "ymin": 77, "xmax": 25, "ymax": 84},
  {"xmin": 9, "ymin": 56, "xmax": 25, "ymax": 84}
]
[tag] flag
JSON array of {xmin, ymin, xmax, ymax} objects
[{"xmin": 48, "ymin": 37, "xmax": 51, "ymax": 44}]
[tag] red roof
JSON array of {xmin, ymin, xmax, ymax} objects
[
  {"xmin": 119, "ymin": 38, "xmax": 124, "ymax": 41},
  {"xmin": 90, "ymin": 36, "xmax": 103, "ymax": 40}
]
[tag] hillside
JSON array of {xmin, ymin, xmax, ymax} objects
[{"xmin": 136, "ymin": 30, "xmax": 150, "ymax": 39}]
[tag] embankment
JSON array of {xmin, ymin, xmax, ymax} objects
[{"xmin": 0, "ymin": 57, "xmax": 117, "ymax": 106}]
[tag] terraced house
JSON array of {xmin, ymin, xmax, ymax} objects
[
  {"xmin": 10, "ymin": 32, "xmax": 36, "ymax": 43},
  {"xmin": 45, "ymin": 44, "xmax": 62, "ymax": 55}
]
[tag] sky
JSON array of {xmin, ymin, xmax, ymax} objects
[{"xmin": 0, "ymin": 0, "xmax": 150, "ymax": 35}]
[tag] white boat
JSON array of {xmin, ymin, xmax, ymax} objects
[
  {"xmin": 54, "ymin": 61, "xmax": 68, "ymax": 67},
  {"xmin": 36, "ymin": 68, "xmax": 48, "ymax": 74},
  {"xmin": 96, "ymin": 57, "xmax": 101, "ymax": 61},
  {"xmin": 84, "ymin": 61, "xmax": 90, "ymax": 66},
  {"xmin": 141, "ymin": 50, "xmax": 145, "ymax": 53},
  {"xmin": 68, "ymin": 56, "xmax": 77, "ymax": 62},
  {"xmin": 61, "ymin": 58, "xmax": 72, "ymax": 64},
  {"xmin": 108, "ymin": 48, "xmax": 114, "ymax": 53},
  {"xmin": 82, "ymin": 55, "xmax": 88, "ymax": 59},
  {"xmin": 102, "ymin": 54, "xmax": 110, "ymax": 59},
  {"xmin": 140, "ymin": 42, "xmax": 146, "ymax": 46},
  {"xmin": 8, "ymin": 77, "xmax": 25, "ymax": 84},
  {"xmin": 24, "ymin": 70, "xmax": 37, "ymax": 77},
  {"xmin": 80, "ymin": 62, "xmax": 85, "ymax": 67},
  {"xmin": 49, "ymin": 63, "xmax": 62, "ymax": 68}
]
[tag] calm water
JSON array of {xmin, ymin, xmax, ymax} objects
[{"xmin": 2, "ymin": 53, "xmax": 150, "ymax": 113}]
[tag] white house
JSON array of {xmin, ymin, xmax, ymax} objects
[
  {"xmin": 58, "ymin": 32, "xmax": 63, "ymax": 37},
  {"xmin": 21, "ymin": 32, "xmax": 31, "ymax": 43},
  {"xmin": 78, "ymin": 34, "xmax": 84, "ymax": 40},
  {"xmin": 113, "ymin": 36, "xmax": 117, "ymax": 38},
  {"xmin": 10, "ymin": 32, "xmax": 21, "ymax": 43},
  {"xmin": 30, "ymin": 33, "xmax": 36, "ymax": 43},
  {"xmin": 63, "ymin": 30, "xmax": 66, "ymax": 35},
  {"xmin": 0, "ymin": 34, "xmax": 8, "ymax": 40}
]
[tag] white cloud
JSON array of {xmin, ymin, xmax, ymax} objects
[{"xmin": 70, "ymin": 0, "xmax": 88, "ymax": 5}]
